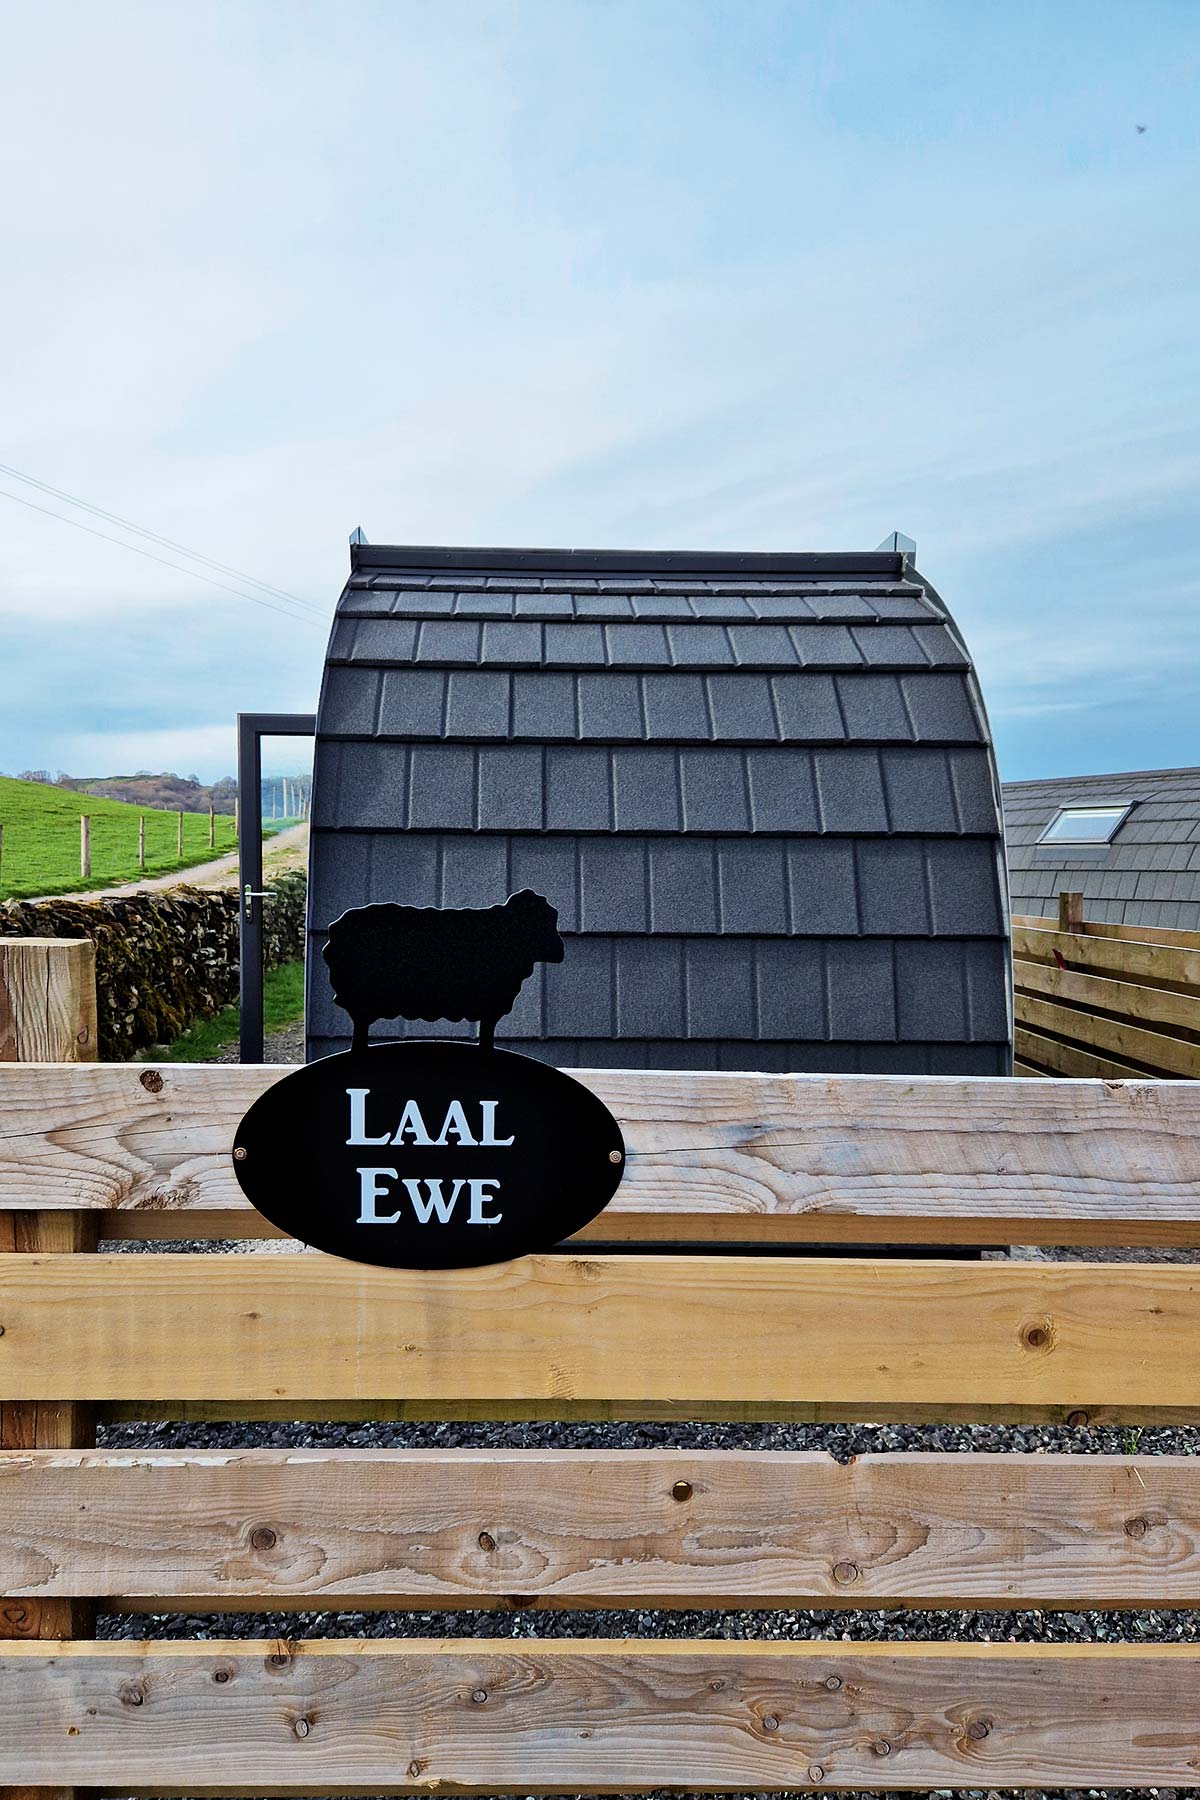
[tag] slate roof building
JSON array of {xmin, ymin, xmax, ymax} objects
[
  {"xmin": 308, "ymin": 544, "xmax": 1011, "ymax": 1073},
  {"xmin": 1004, "ymin": 766, "xmax": 1200, "ymax": 930}
]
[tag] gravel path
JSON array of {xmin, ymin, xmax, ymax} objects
[
  {"xmin": 96, "ymin": 1039, "xmax": 1200, "ymax": 1798},
  {"xmin": 36, "ymin": 822, "xmax": 309, "ymax": 901}
]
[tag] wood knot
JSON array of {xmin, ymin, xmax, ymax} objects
[
  {"xmin": 671, "ymin": 1479, "xmax": 694, "ymax": 1503},
  {"xmin": 471, "ymin": 1688, "xmax": 488, "ymax": 1705},
  {"xmin": 709, "ymin": 1677, "xmax": 726, "ymax": 1692},
  {"xmin": 250, "ymin": 1527, "xmax": 278, "ymax": 1551},
  {"xmin": 408, "ymin": 1761, "xmax": 427, "ymax": 1779},
  {"xmin": 293, "ymin": 1716, "xmax": 311, "ymax": 1739},
  {"xmin": 119, "ymin": 1683, "xmax": 145, "ymax": 1707},
  {"xmin": 832, "ymin": 1560, "xmax": 860, "ymax": 1585},
  {"xmin": 808, "ymin": 1766, "xmax": 825, "ymax": 1783},
  {"xmin": 1067, "ymin": 1409, "xmax": 1090, "ymax": 1428},
  {"xmin": 477, "ymin": 1530, "xmax": 497, "ymax": 1552},
  {"xmin": 1125, "ymin": 1515, "xmax": 1150, "ymax": 1540},
  {"xmin": 871, "ymin": 1739, "xmax": 891, "ymax": 1757},
  {"xmin": 212, "ymin": 1668, "xmax": 232, "ymax": 1684},
  {"xmin": 1020, "ymin": 1318, "xmax": 1054, "ymax": 1351},
  {"xmin": 139, "ymin": 1069, "xmax": 164, "ymax": 1093},
  {"xmin": 760, "ymin": 1714, "xmax": 780, "ymax": 1733},
  {"xmin": 824, "ymin": 1674, "xmax": 842, "ymax": 1691},
  {"xmin": 1, "ymin": 1604, "xmax": 28, "ymax": 1627},
  {"xmin": 967, "ymin": 1717, "xmax": 991, "ymax": 1740}
]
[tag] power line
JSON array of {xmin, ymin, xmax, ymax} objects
[
  {"xmin": 0, "ymin": 459, "xmax": 328, "ymax": 619},
  {"xmin": 0, "ymin": 485, "xmax": 323, "ymax": 628}
]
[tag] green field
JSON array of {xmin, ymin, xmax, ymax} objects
[{"xmin": 0, "ymin": 775, "xmax": 238, "ymax": 900}]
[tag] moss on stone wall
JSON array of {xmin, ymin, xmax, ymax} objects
[{"xmin": 0, "ymin": 872, "xmax": 306, "ymax": 1060}]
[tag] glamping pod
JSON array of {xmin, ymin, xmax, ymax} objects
[{"xmin": 307, "ymin": 544, "xmax": 1011, "ymax": 1072}]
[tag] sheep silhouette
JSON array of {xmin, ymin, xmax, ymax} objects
[{"xmin": 323, "ymin": 888, "xmax": 565, "ymax": 1054}]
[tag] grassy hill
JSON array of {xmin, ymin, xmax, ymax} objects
[{"xmin": 0, "ymin": 775, "xmax": 238, "ymax": 900}]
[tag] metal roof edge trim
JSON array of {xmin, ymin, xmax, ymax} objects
[{"xmin": 348, "ymin": 544, "xmax": 906, "ymax": 578}]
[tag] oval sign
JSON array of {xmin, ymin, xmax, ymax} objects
[{"xmin": 232, "ymin": 1043, "xmax": 625, "ymax": 1268}]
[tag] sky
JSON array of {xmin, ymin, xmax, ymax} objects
[{"xmin": 0, "ymin": 0, "xmax": 1196, "ymax": 784}]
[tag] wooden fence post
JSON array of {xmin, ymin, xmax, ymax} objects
[
  {"xmin": 79, "ymin": 814, "xmax": 90, "ymax": 880},
  {"xmin": 0, "ymin": 821, "xmax": 4, "ymax": 887},
  {"xmin": 1058, "ymin": 890, "xmax": 1084, "ymax": 934},
  {"xmin": 0, "ymin": 940, "xmax": 99, "ymax": 1063},
  {"xmin": 208, "ymin": 805, "xmax": 215, "ymax": 849},
  {"xmin": 138, "ymin": 814, "xmax": 145, "ymax": 870},
  {"xmin": 176, "ymin": 811, "xmax": 184, "ymax": 859}
]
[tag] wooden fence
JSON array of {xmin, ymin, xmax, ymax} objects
[
  {"xmin": 1014, "ymin": 891, "xmax": 1200, "ymax": 1080},
  {"xmin": 5, "ymin": 1062, "xmax": 1200, "ymax": 1790}
]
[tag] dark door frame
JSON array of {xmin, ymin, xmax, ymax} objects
[{"xmin": 237, "ymin": 711, "xmax": 315, "ymax": 1063}]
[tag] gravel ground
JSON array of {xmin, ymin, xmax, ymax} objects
[{"xmin": 94, "ymin": 1031, "xmax": 1200, "ymax": 1798}]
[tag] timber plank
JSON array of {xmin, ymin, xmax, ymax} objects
[
  {"xmin": 5, "ymin": 1639, "xmax": 1200, "ymax": 1792},
  {"xmin": 1013, "ymin": 923, "xmax": 1200, "ymax": 992},
  {"xmin": 1013, "ymin": 1026, "xmax": 1151, "ymax": 1083},
  {"xmin": 1015, "ymin": 956, "xmax": 1200, "ymax": 1035},
  {"xmin": 2, "ymin": 1448, "xmax": 1198, "ymax": 1612},
  {"xmin": 1018, "ymin": 994, "xmax": 1200, "ymax": 1079},
  {"xmin": 3, "ymin": 1253, "xmax": 1200, "ymax": 1416},
  {"xmin": 1014, "ymin": 913, "xmax": 1200, "ymax": 951},
  {"xmin": 6, "ymin": 1064, "xmax": 1200, "ymax": 1246},
  {"xmin": 0, "ymin": 940, "xmax": 97, "ymax": 1065}
]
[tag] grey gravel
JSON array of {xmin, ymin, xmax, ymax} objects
[{"xmin": 95, "ymin": 1027, "xmax": 1200, "ymax": 1797}]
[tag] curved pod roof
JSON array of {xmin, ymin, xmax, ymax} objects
[{"xmin": 308, "ymin": 545, "xmax": 1012, "ymax": 1073}]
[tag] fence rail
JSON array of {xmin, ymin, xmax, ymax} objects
[
  {"xmin": 5, "ymin": 1061, "xmax": 1200, "ymax": 1791},
  {"xmin": 1014, "ymin": 893, "xmax": 1200, "ymax": 1079}
]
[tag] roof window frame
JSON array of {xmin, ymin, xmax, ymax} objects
[{"xmin": 1036, "ymin": 801, "xmax": 1135, "ymax": 847}]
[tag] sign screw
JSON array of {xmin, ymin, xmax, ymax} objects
[
  {"xmin": 233, "ymin": 1146, "xmax": 247, "ymax": 1162},
  {"xmin": 671, "ymin": 1479, "xmax": 694, "ymax": 1503},
  {"xmin": 609, "ymin": 1149, "xmax": 622, "ymax": 1164}
]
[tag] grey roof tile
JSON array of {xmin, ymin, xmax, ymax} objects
[
  {"xmin": 728, "ymin": 624, "xmax": 798, "ymax": 667},
  {"xmin": 369, "ymin": 832, "xmax": 440, "ymax": 909},
  {"xmin": 717, "ymin": 839, "xmax": 789, "ymax": 932},
  {"xmin": 415, "ymin": 619, "xmax": 481, "ymax": 663},
  {"xmin": 927, "ymin": 839, "xmax": 1002, "ymax": 934},
  {"xmin": 814, "ymin": 748, "xmax": 888, "ymax": 832},
  {"xmin": 580, "ymin": 840, "xmax": 649, "ymax": 932},
  {"xmin": 786, "ymin": 840, "xmax": 859, "ymax": 934},
  {"xmin": 685, "ymin": 939, "xmax": 756, "ymax": 1037},
  {"xmin": 746, "ymin": 749, "xmax": 820, "ymax": 833},
  {"xmin": 901, "ymin": 673, "xmax": 981, "ymax": 741},
  {"xmin": 850, "ymin": 624, "xmax": 931, "ymax": 667},
  {"xmin": 895, "ymin": 941, "xmax": 967, "ymax": 1041},
  {"xmin": 547, "ymin": 747, "xmax": 611, "ymax": 830},
  {"xmin": 645, "ymin": 673, "xmax": 709, "ymax": 739},
  {"xmin": 613, "ymin": 748, "xmax": 681, "ymax": 831},
  {"xmin": 824, "ymin": 940, "xmax": 897, "ymax": 1039},
  {"xmin": 707, "ymin": 673, "xmax": 776, "ymax": 739},
  {"xmin": 668, "ymin": 623, "xmax": 735, "ymax": 666},
  {"xmin": 616, "ymin": 938, "xmax": 684, "ymax": 1037},
  {"xmin": 513, "ymin": 672, "xmax": 576, "ymax": 739},
  {"xmin": 650, "ymin": 841, "xmax": 719, "ymax": 933},
  {"xmin": 409, "ymin": 744, "xmax": 474, "ymax": 828},
  {"xmin": 881, "ymin": 748, "xmax": 958, "ymax": 834},
  {"xmin": 316, "ymin": 742, "xmax": 408, "ymax": 829},
  {"xmin": 835, "ymin": 673, "xmax": 913, "ymax": 740},
  {"xmin": 910, "ymin": 624, "xmax": 969, "ymax": 668},
  {"xmin": 772, "ymin": 673, "xmax": 843, "ymax": 738},
  {"xmin": 632, "ymin": 594, "xmax": 693, "ymax": 618},
  {"xmin": 439, "ymin": 836, "xmax": 509, "ymax": 909},
  {"xmin": 546, "ymin": 621, "xmax": 605, "ymax": 663},
  {"xmin": 322, "ymin": 664, "xmax": 381, "ymax": 735},
  {"xmin": 951, "ymin": 750, "xmax": 1000, "ymax": 832},
  {"xmin": 308, "ymin": 831, "xmax": 372, "ymax": 931},
  {"xmin": 482, "ymin": 620, "xmax": 542, "ymax": 663},
  {"xmin": 445, "ymin": 669, "xmax": 509, "ymax": 737},
  {"xmin": 514, "ymin": 594, "xmax": 573, "ymax": 617},
  {"xmin": 606, "ymin": 623, "xmax": 672, "ymax": 666},
  {"xmin": 478, "ymin": 745, "xmax": 542, "ymax": 830},
  {"xmin": 378, "ymin": 668, "xmax": 443, "ymax": 736},
  {"xmin": 788, "ymin": 624, "xmax": 863, "ymax": 666},
  {"xmin": 755, "ymin": 940, "xmax": 826, "ymax": 1038},
  {"xmin": 681, "ymin": 749, "xmax": 752, "ymax": 831},
  {"xmin": 857, "ymin": 841, "xmax": 933, "ymax": 934},
  {"xmin": 546, "ymin": 941, "xmax": 612, "ymax": 1037},
  {"xmin": 578, "ymin": 673, "xmax": 644, "ymax": 739}
]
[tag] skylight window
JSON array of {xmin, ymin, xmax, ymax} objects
[{"xmin": 1037, "ymin": 803, "xmax": 1132, "ymax": 845}]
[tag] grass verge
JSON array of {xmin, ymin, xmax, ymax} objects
[{"xmin": 151, "ymin": 960, "xmax": 306, "ymax": 1062}]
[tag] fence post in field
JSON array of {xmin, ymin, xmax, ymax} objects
[
  {"xmin": 234, "ymin": 795, "xmax": 239, "ymax": 837},
  {"xmin": 138, "ymin": 814, "xmax": 145, "ymax": 869},
  {"xmin": 0, "ymin": 821, "xmax": 4, "ymax": 886},
  {"xmin": 208, "ymin": 805, "xmax": 215, "ymax": 849},
  {"xmin": 79, "ymin": 813, "xmax": 90, "ymax": 879},
  {"xmin": 0, "ymin": 938, "xmax": 98, "ymax": 1063},
  {"xmin": 176, "ymin": 811, "xmax": 184, "ymax": 859},
  {"xmin": 1058, "ymin": 890, "xmax": 1084, "ymax": 934},
  {"xmin": 0, "ymin": 949, "xmax": 101, "ymax": 1800}
]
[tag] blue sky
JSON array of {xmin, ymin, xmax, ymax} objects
[{"xmin": 0, "ymin": 0, "xmax": 1196, "ymax": 782}]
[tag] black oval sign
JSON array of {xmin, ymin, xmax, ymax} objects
[{"xmin": 232, "ymin": 1043, "xmax": 625, "ymax": 1268}]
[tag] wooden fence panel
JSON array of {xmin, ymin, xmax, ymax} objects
[
  {"xmin": 6, "ymin": 1640, "xmax": 1200, "ymax": 1792},
  {"xmin": 2, "ymin": 1448, "xmax": 1197, "ymax": 1612},
  {"xmin": 8, "ymin": 1063, "xmax": 1200, "ymax": 1246},
  {"xmin": 3, "ymin": 1252, "xmax": 1200, "ymax": 1419}
]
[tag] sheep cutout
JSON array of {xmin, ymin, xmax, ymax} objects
[{"xmin": 323, "ymin": 888, "xmax": 565, "ymax": 1054}]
